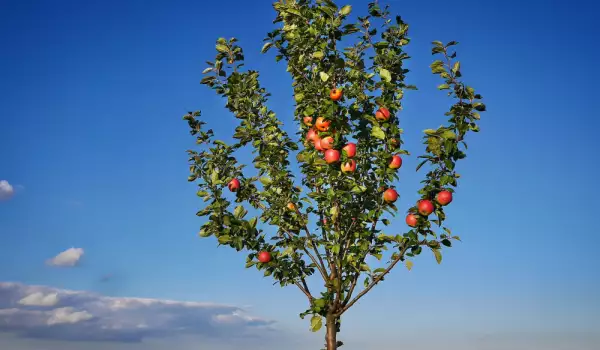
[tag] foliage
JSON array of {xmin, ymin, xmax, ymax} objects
[{"xmin": 184, "ymin": 1, "xmax": 486, "ymax": 349}]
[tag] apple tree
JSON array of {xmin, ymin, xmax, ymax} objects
[{"xmin": 183, "ymin": 1, "xmax": 486, "ymax": 349}]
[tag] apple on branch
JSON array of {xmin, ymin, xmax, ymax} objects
[
  {"xmin": 342, "ymin": 142, "xmax": 356, "ymax": 158},
  {"xmin": 417, "ymin": 200, "xmax": 434, "ymax": 216},
  {"xmin": 375, "ymin": 107, "xmax": 391, "ymax": 122},
  {"xmin": 330, "ymin": 88, "xmax": 342, "ymax": 101},
  {"xmin": 436, "ymin": 190, "xmax": 453, "ymax": 206},
  {"xmin": 257, "ymin": 251, "xmax": 271, "ymax": 263},
  {"xmin": 228, "ymin": 178, "xmax": 240, "ymax": 192},
  {"xmin": 324, "ymin": 149, "xmax": 340, "ymax": 164},
  {"xmin": 383, "ymin": 188, "xmax": 398, "ymax": 203}
]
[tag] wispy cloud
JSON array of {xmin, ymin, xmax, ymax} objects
[
  {"xmin": 46, "ymin": 248, "xmax": 84, "ymax": 267},
  {"xmin": 0, "ymin": 180, "xmax": 15, "ymax": 200},
  {"xmin": 0, "ymin": 282, "xmax": 276, "ymax": 343},
  {"xmin": 18, "ymin": 292, "xmax": 60, "ymax": 307}
]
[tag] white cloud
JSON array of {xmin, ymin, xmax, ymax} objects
[
  {"xmin": 46, "ymin": 248, "xmax": 84, "ymax": 267},
  {"xmin": 0, "ymin": 282, "xmax": 276, "ymax": 343},
  {"xmin": 47, "ymin": 307, "xmax": 93, "ymax": 325},
  {"xmin": 18, "ymin": 292, "xmax": 59, "ymax": 307},
  {"xmin": 0, "ymin": 180, "xmax": 14, "ymax": 200}
]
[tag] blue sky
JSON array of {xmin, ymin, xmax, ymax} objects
[{"xmin": 1, "ymin": 0, "xmax": 599, "ymax": 349}]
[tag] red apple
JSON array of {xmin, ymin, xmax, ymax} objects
[
  {"xmin": 383, "ymin": 188, "xmax": 398, "ymax": 203},
  {"xmin": 340, "ymin": 159, "xmax": 356, "ymax": 173},
  {"xmin": 287, "ymin": 202, "xmax": 296, "ymax": 211},
  {"xmin": 228, "ymin": 178, "xmax": 240, "ymax": 192},
  {"xmin": 405, "ymin": 213, "xmax": 418, "ymax": 227},
  {"xmin": 324, "ymin": 149, "xmax": 340, "ymax": 164},
  {"xmin": 257, "ymin": 251, "xmax": 271, "ymax": 263},
  {"xmin": 375, "ymin": 107, "xmax": 391, "ymax": 121},
  {"xmin": 388, "ymin": 155, "xmax": 402, "ymax": 169},
  {"xmin": 315, "ymin": 117, "xmax": 331, "ymax": 132},
  {"xmin": 342, "ymin": 142, "xmax": 356, "ymax": 158},
  {"xmin": 436, "ymin": 190, "xmax": 453, "ymax": 206},
  {"xmin": 314, "ymin": 137, "xmax": 325, "ymax": 151},
  {"xmin": 417, "ymin": 199, "xmax": 434, "ymax": 216},
  {"xmin": 303, "ymin": 116, "xmax": 313, "ymax": 126},
  {"xmin": 322, "ymin": 218, "xmax": 328, "ymax": 225},
  {"xmin": 330, "ymin": 88, "xmax": 343, "ymax": 101},
  {"xmin": 306, "ymin": 128, "xmax": 317, "ymax": 142},
  {"xmin": 320, "ymin": 136, "xmax": 334, "ymax": 150}
]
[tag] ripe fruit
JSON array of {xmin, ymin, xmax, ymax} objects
[
  {"xmin": 257, "ymin": 251, "xmax": 271, "ymax": 263},
  {"xmin": 342, "ymin": 142, "xmax": 356, "ymax": 158},
  {"xmin": 324, "ymin": 149, "xmax": 340, "ymax": 164},
  {"xmin": 322, "ymin": 218, "xmax": 328, "ymax": 225},
  {"xmin": 315, "ymin": 117, "xmax": 331, "ymax": 132},
  {"xmin": 307, "ymin": 129, "xmax": 317, "ymax": 142},
  {"xmin": 390, "ymin": 138, "xmax": 400, "ymax": 149},
  {"xmin": 228, "ymin": 178, "xmax": 240, "ymax": 192},
  {"xmin": 375, "ymin": 107, "xmax": 391, "ymax": 121},
  {"xmin": 303, "ymin": 116, "xmax": 313, "ymax": 126},
  {"xmin": 314, "ymin": 137, "xmax": 324, "ymax": 151},
  {"xmin": 320, "ymin": 136, "xmax": 334, "ymax": 150},
  {"xmin": 389, "ymin": 155, "xmax": 402, "ymax": 169},
  {"xmin": 340, "ymin": 159, "xmax": 356, "ymax": 173},
  {"xmin": 417, "ymin": 200, "xmax": 434, "ymax": 216},
  {"xmin": 405, "ymin": 213, "xmax": 418, "ymax": 227},
  {"xmin": 383, "ymin": 188, "xmax": 398, "ymax": 203},
  {"xmin": 436, "ymin": 190, "xmax": 453, "ymax": 206},
  {"xmin": 330, "ymin": 88, "xmax": 343, "ymax": 101},
  {"xmin": 287, "ymin": 202, "xmax": 296, "ymax": 211}
]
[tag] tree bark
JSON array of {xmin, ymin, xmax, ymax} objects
[{"xmin": 325, "ymin": 314, "xmax": 339, "ymax": 350}]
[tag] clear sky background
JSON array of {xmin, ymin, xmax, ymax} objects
[{"xmin": 1, "ymin": 0, "xmax": 599, "ymax": 349}]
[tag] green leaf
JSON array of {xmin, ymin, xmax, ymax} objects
[
  {"xmin": 282, "ymin": 246, "xmax": 295, "ymax": 256},
  {"xmin": 452, "ymin": 61, "xmax": 460, "ymax": 74},
  {"xmin": 310, "ymin": 315, "xmax": 322, "ymax": 332},
  {"xmin": 295, "ymin": 93, "xmax": 304, "ymax": 103},
  {"xmin": 379, "ymin": 68, "xmax": 391, "ymax": 82},
  {"xmin": 371, "ymin": 126, "xmax": 385, "ymax": 140},
  {"xmin": 423, "ymin": 129, "xmax": 437, "ymax": 135},
  {"xmin": 198, "ymin": 229, "xmax": 212, "ymax": 238},
  {"xmin": 441, "ymin": 130, "xmax": 457, "ymax": 140},
  {"xmin": 216, "ymin": 44, "xmax": 229, "ymax": 53},
  {"xmin": 452, "ymin": 235, "xmax": 462, "ymax": 242},
  {"xmin": 432, "ymin": 249, "xmax": 442, "ymax": 264},
  {"xmin": 473, "ymin": 103, "xmax": 487, "ymax": 112},
  {"xmin": 218, "ymin": 235, "xmax": 231, "ymax": 244},
  {"xmin": 430, "ymin": 60, "xmax": 445, "ymax": 73},
  {"xmin": 331, "ymin": 244, "xmax": 340, "ymax": 254},
  {"xmin": 405, "ymin": 260, "xmax": 413, "ymax": 271},
  {"xmin": 416, "ymin": 159, "xmax": 428, "ymax": 171},
  {"xmin": 202, "ymin": 67, "xmax": 213, "ymax": 74},
  {"xmin": 351, "ymin": 185, "xmax": 367, "ymax": 193},
  {"xmin": 211, "ymin": 169, "xmax": 219, "ymax": 184},
  {"xmin": 437, "ymin": 83, "xmax": 450, "ymax": 90},
  {"xmin": 261, "ymin": 42, "xmax": 273, "ymax": 53},
  {"xmin": 233, "ymin": 205, "xmax": 246, "ymax": 219},
  {"xmin": 249, "ymin": 217, "xmax": 257, "ymax": 228},
  {"xmin": 260, "ymin": 177, "xmax": 272, "ymax": 186},
  {"xmin": 319, "ymin": 71, "xmax": 329, "ymax": 82},
  {"xmin": 312, "ymin": 51, "xmax": 324, "ymax": 59},
  {"xmin": 339, "ymin": 5, "xmax": 352, "ymax": 16},
  {"xmin": 330, "ymin": 206, "xmax": 339, "ymax": 222}
]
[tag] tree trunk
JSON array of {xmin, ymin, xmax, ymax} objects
[{"xmin": 325, "ymin": 314, "xmax": 339, "ymax": 350}]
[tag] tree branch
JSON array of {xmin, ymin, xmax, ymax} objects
[{"xmin": 339, "ymin": 240, "xmax": 426, "ymax": 315}]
